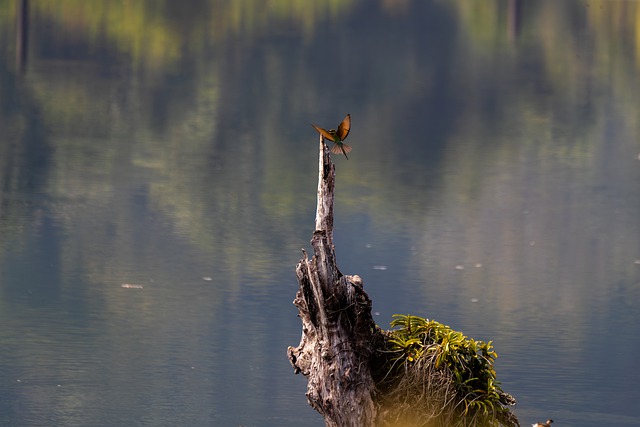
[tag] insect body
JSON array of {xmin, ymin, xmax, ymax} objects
[{"xmin": 311, "ymin": 114, "xmax": 352, "ymax": 159}]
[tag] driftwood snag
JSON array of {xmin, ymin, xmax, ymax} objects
[
  {"xmin": 287, "ymin": 135, "xmax": 379, "ymax": 426},
  {"xmin": 287, "ymin": 135, "xmax": 520, "ymax": 427}
]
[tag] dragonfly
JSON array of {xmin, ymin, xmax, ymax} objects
[{"xmin": 311, "ymin": 114, "xmax": 352, "ymax": 159}]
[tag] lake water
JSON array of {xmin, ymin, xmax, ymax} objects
[{"xmin": 1, "ymin": 1, "xmax": 639, "ymax": 426}]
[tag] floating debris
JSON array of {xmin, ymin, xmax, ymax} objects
[
  {"xmin": 455, "ymin": 265, "xmax": 464, "ymax": 270},
  {"xmin": 471, "ymin": 298, "xmax": 479, "ymax": 303},
  {"xmin": 203, "ymin": 276, "xmax": 213, "ymax": 281},
  {"xmin": 475, "ymin": 263, "xmax": 483, "ymax": 268},
  {"xmin": 373, "ymin": 265, "xmax": 387, "ymax": 270},
  {"xmin": 121, "ymin": 284, "xmax": 144, "ymax": 289}
]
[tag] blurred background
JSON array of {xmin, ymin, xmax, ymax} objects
[{"xmin": 1, "ymin": 0, "xmax": 639, "ymax": 426}]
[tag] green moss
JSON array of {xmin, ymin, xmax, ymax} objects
[{"xmin": 373, "ymin": 314, "xmax": 518, "ymax": 427}]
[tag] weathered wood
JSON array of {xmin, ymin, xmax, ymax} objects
[
  {"xmin": 287, "ymin": 134, "xmax": 520, "ymax": 427},
  {"xmin": 314, "ymin": 133, "xmax": 335, "ymax": 244},
  {"xmin": 288, "ymin": 135, "xmax": 378, "ymax": 427}
]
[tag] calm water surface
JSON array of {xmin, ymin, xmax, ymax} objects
[{"xmin": 1, "ymin": 1, "xmax": 639, "ymax": 426}]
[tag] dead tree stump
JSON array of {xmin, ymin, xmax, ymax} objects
[{"xmin": 287, "ymin": 135, "xmax": 380, "ymax": 427}]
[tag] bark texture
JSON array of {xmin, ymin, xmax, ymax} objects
[{"xmin": 287, "ymin": 135, "xmax": 378, "ymax": 427}]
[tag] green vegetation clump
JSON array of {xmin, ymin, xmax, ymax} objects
[{"xmin": 374, "ymin": 314, "xmax": 518, "ymax": 427}]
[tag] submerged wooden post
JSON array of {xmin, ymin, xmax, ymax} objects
[{"xmin": 287, "ymin": 135, "xmax": 378, "ymax": 426}]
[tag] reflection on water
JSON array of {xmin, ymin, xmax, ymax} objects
[{"xmin": 1, "ymin": 1, "xmax": 639, "ymax": 426}]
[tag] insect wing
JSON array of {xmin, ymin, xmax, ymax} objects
[
  {"xmin": 330, "ymin": 142, "xmax": 351, "ymax": 159},
  {"xmin": 311, "ymin": 123, "xmax": 337, "ymax": 141},
  {"xmin": 336, "ymin": 114, "xmax": 351, "ymax": 141}
]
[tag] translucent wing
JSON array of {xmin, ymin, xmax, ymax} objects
[
  {"xmin": 330, "ymin": 144, "xmax": 343, "ymax": 155},
  {"xmin": 311, "ymin": 123, "xmax": 337, "ymax": 141},
  {"xmin": 336, "ymin": 114, "xmax": 351, "ymax": 141},
  {"xmin": 330, "ymin": 143, "xmax": 351, "ymax": 160}
]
